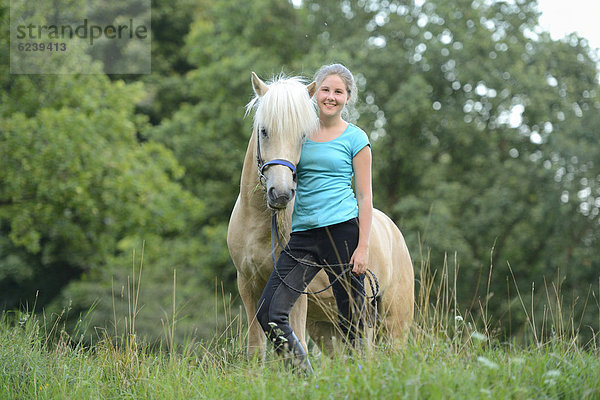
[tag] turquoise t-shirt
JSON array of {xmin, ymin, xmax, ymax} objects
[{"xmin": 292, "ymin": 123, "xmax": 370, "ymax": 232}]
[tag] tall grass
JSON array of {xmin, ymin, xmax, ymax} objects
[{"xmin": 1, "ymin": 246, "xmax": 599, "ymax": 399}]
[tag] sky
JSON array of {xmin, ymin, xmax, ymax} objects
[{"xmin": 536, "ymin": 0, "xmax": 600, "ymax": 51}]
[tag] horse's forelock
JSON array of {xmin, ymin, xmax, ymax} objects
[{"xmin": 249, "ymin": 76, "xmax": 318, "ymax": 143}]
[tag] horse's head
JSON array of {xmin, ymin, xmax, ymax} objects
[{"xmin": 247, "ymin": 72, "xmax": 318, "ymax": 210}]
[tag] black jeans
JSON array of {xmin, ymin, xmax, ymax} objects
[{"xmin": 256, "ymin": 218, "xmax": 366, "ymax": 353}]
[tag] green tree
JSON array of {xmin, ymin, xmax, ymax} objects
[
  {"xmin": 0, "ymin": 0, "xmax": 207, "ymax": 337},
  {"xmin": 300, "ymin": 0, "xmax": 600, "ymax": 339},
  {"xmin": 134, "ymin": 0, "xmax": 200, "ymax": 125}
]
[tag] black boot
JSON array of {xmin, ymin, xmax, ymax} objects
[
  {"xmin": 268, "ymin": 323, "xmax": 313, "ymax": 375},
  {"xmin": 282, "ymin": 332, "xmax": 314, "ymax": 375}
]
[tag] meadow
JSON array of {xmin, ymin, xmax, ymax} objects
[{"xmin": 2, "ymin": 256, "xmax": 599, "ymax": 399}]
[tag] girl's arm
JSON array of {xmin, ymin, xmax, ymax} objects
[{"xmin": 350, "ymin": 145, "xmax": 373, "ymax": 275}]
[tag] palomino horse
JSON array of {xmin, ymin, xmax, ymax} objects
[{"xmin": 227, "ymin": 72, "xmax": 414, "ymax": 357}]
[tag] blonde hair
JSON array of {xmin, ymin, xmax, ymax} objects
[{"xmin": 246, "ymin": 74, "xmax": 319, "ymax": 144}]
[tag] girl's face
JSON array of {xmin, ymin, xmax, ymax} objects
[{"xmin": 316, "ymin": 74, "xmax": 349, "ymax": 119}]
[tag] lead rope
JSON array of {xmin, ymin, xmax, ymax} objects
[{"xmin": 269, "ymin": 212, "xmax": 379, "ymax": 303}]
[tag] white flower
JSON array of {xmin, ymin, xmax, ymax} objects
[
  {"xmin": 477, "ymin": 356, "xmax": 498, "ymax": 370},
  {"xmin": 470, "ymin": 331, "xmax": 488, "ymax": 341},
  {"xmin": 544, "ymin": 370, "xmax": 561, "ymax": 378}
]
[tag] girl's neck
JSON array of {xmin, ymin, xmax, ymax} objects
[
  {"xmin": 319, "ymin": 115, "xmax": 347, "ymax": 131},
  {"xmin": 312, "ymin": 117, "xmax": 348, "ymax": 142}
]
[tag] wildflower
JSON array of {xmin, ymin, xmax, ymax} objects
[
  {"xmin": 544, "ymin": 370, "xmax": 561, "ymax": 385},
  {"xmin": 544, "ymin": 378, "xmax": 557, "ymax": 386},
  {"xmin": 470, "ymin": 331, "xmax": 488, "ymax": 341},
  {"xmin": 455, "ymin": 315, "xmax": 464, "ymax": 322},
  {"xmin": 544, "ymin": 370, "xmax": 561, "ymax": 378},
  {"xmin": 510, "ymin": 357, "xmax": 524, "ymax": 365},
  {"xmin": 477, "ymin": 356, "xmax": 498, "ymax": 370}
]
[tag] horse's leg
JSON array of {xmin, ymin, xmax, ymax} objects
[
  {"xmin": 371, "ymin": 212, "xmax": 414, "ymax": 345},
  {"xmin": 237, "ymin": 276, "xmax": 266, "ymax": 359},
  {"xmin": 306, "ymin": 320, "xmax": 337, "ymax": 355},
  {"xmin": 379, "ymin": 282, "xmax": 413, "ymax": 343},
  {"xmin": 289, "ymin": 293, "xmax": 308, "ymax": 352}
]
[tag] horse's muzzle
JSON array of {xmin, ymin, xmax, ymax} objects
[{"xmin": 267, "ymin": 187, "xmax": 295, "ymax": 209}]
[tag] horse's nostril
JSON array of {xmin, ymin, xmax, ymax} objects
[{"xmin": 268, "ymin": 187, "xmax": 291, "ymax": 206}]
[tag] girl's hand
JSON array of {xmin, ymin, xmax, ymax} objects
[{"xmin": 350, "ymin": 246, "xmax": 369, "ymax": 275}]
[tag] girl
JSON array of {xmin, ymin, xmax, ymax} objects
[{"xmin": 256, "ymin": 64, "xmax": 373, "ymax": 372}]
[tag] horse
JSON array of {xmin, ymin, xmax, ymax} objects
[{"xmin": 227, "ymin": 72, "xmax": 414, "ymax": 358}]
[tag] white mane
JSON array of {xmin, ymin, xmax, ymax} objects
[{"xmin": 246, "ymin": 75, "xmax": 319, "ymax": 145}]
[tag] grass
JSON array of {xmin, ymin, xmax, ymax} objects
[
  {"xmin": 1, "ymin": 248, "xmax": 599, "ymax": 399},
  {"xmin": 1, "ymin": 312, "xmax": 599, "ymax": 399}
]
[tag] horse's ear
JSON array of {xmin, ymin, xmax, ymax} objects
[
  {"xmin": 251, "ymin": 72, "xmax": 269, "ymax": 96},
  {"xmin": 306, "ymin": 81, "xmax": 317, "ymax": 98}
]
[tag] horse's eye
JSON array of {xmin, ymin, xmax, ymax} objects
[{"xmin": 260, "ymin": 127, "xmax": 268, "ymax": 138}]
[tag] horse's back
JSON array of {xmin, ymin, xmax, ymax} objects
[
  {"xmin": 369, "ymin": 208, "xmax": 414, "ymax": 334},
  {"xmin": 369, "ymin": 209, "xmax": 412, "ymax": 285}
]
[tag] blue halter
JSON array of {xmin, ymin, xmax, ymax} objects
[
  {"xmin": 256, "ymin": 131, "xmax": 297, "ymax": 183},
  {"xmin": 260, "ymin": 159, "xmax": 297, "ymax": 182}
]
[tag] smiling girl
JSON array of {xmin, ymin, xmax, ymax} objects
[{"xmin": 256, "ymin": 64, "xmax": 372, "ymax": 373}]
